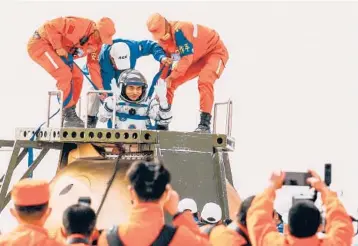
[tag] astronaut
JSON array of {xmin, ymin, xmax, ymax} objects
[
  {"xmin": 84, "ymin": 39, "xmax": 171, "ymax": 129},
  {"xmin": 98, "ymin": 69, "xmax": 172, "ymax": 130}
]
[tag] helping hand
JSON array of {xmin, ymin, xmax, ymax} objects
[
  {"xmin": 56, "ymin": 48, "xmax": 68, "ymax": 58},
  {"xmin": 161, "ymin": 57, "xmax": 173, "ymax": 66},
  {"xmin": 155, "ymin": 79, "xmax": 168, "ymax": 103}
]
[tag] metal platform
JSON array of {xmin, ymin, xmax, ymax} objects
[
  {"xmin": 0, "ymin": 97, "xmax": 236, "ymax": 217},
  {"xmin": 14, "ymin": 127, "xmax": 235, "ymax": 151},
  {"xmin": 0, "ymin": 128, "xmax": 235, "ymax": 213}
]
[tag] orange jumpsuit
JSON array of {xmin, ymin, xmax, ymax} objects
[
  {"xmin": 209, "ymin": 223, "xmax": 250, "ymax": 246},
  {"xmin": 97, "ymin": 203, "xmax": 211, "ymax": 246},
  {"xmin": 49, "ymin": 227, "xmax": 99, "ymax": 245},
  {"xmin": 65, "ymin": 234, "xmax": 92, "ymax": 245},
  {"xmin": 159, "ymin": 21, "xmax": 229, "ymax": 114},
  {"xmin": 0, "ymin": 224, "xmax": 65, "ymax": 246},
  {"xmin": 246, "ymin": 186, "xmax": 354, "ymax": 246},
  {"xmin": 27, "ymin": 17, "xmax": 104, "ymax": 109}
]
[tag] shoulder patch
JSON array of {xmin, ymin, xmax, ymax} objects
[
  {"xmin": 67, "ymin": 25, "xmax": 75, "ymax": 34},
  {"xmin": 90, "ymin": 52, "xmax": 99, "ymax": 61},
  {"xmin": 174, "ymin": 29, "xmax": 194, "ymax": 57}
]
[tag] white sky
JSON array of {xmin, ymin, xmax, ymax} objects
[{"xmin": 1, "ymin": 0, "xmax": 358, "ymax": 232}]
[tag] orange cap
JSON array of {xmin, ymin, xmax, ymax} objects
[
  {"xmin": 147, "ymin": 13, "xmax": 166, "ymax": 35},
  {"xmin": 12, "ymin": 179, "xmax": 50, "ymax": 206},
  {"xmin": 97, "ymin": 17, "xmax": 116, "ymax": 45}
]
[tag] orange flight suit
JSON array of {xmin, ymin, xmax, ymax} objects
[
  {"xmin": 97, "ymin": 203, "xmax": 211, "ymax": 246},
  {"xmin": 27, "ymin": 17, "xmax": 106, "ymax": 109},
  {"xmin": 65, "ymin": 234, "xmax": 92, "ymax": 246},
  {"xmin": 209, "ymin": 223, "xmax": 250, "ymax": 246},
  {"xmin": 156, "ymin": 21, "xmax": 229, "ymax": 114},
  {"xmin": 0, "ymin": 179, "xmax": 65, "ymax": 246},
  {"xmin": 246, "ymin": 186, "xmax": 354, "ymax": 246},
  {"xmin": 0, "ymin": 224, "xmax": 65, "ymax": 246},
  {"xmin": 49, "ymin": 227, "xmax": 99, "ymax": 245}
]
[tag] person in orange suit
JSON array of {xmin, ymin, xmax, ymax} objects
[
  {"xmin": 27, "ymin": 16, "xmax": 116, "ymax": 128},
  {"xmin": 202, "ymin": 196, "xmax": 255, "ymax": 246},
  {"xmin": 0, "ymin": 178, "xmax": 65, "ymax": 246},
  {"xmin": 146, "ymin": 13, "xmax": 229, "ymax": 133},
  {"xmin": 246, "ymin": 170, "xmax": 354, "ymax": 246},
  {"xmin": 97, "ymin": 159, "xmax": 211, "ymax": 246}
]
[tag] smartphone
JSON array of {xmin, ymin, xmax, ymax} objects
[
  {"xmin": 324, "ymin": 163, "xmax": 332, "ymax": 186},
  {"xmin": 78, "ymin": 196, "xmax": 91, "ymax": 206},
  {"xmin": 283, "ymin": 172, "xmax": 312, "ymax": 186}
]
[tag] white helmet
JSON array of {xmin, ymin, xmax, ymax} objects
[
  {"xmin": 201, "ymin": 202, "xmax": 222, "ymax": 224},
  {"xmin": 178, "ymin": 198, "xmax": 198, "ymax": 213},
  {"xmin": 109, "ymin": 42, "xmax": 131, "ymax": 70}
]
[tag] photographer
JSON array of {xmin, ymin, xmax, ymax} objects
[
  {"xmin": 246, "ymin": 169, "xmax": 354, "ymax": 246},
  {"xmin": 97, "ymin": 159, "xmax": 210, "ymax": 246}
]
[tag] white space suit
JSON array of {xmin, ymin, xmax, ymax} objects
[{"xmin": 96, "ymin": 69, "xmax": 172, "ymax": 130}]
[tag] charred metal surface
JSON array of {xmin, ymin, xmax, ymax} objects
[
  {"xmin": 222, "ymin": 152, "xmax": 234, "ymax": 186},
  {"xmin": 157, "ymin": 131, "xmax": 214, "ymax": 152},
  {"xmin": 156, "ymin": 131, "xmax": 231, "ymax": 220},
  {"xmin": 1, "ymin": 128, "xmax": 237, "ymax": 225},
  {"xmin": 57, "ymin": 143, "xmax": 78, "ymax": 172},
  {"xmin": 213, "ymin": 151, "xmax": 230, "ymax": 219},
  {"xmin": 45, "ymin": 159, "xmax": 133, "ymax": 231}
]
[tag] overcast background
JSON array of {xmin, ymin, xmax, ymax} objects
[{"xmin": 1, "ymin": 0, "xmax": 358, "ymax": 232}]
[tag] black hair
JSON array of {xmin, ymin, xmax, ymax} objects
[
  {"xmin": 62, "ymin": 204, "xmax": 96, "ymax": 237},
  {"xmin": 15, "ymin": 203, "xmax": 48, "ymax": 220},
  {"xmin": 223, "ymin": 218, "xmax": 233, "ymax": 226},
  {"xmin": 237, "ymin": 195, "xmax": 255, "ymax": 226},
  {"xmin": 288, "ymin": 200, "xmax": 321, "ymax": 238},
  {"xmin": 273, "ymin": 210, "xmax": 283, "ymax": 223},
  {"xmin": 126, "ymin": 159, "xmax": 171, "ymax": 202}
]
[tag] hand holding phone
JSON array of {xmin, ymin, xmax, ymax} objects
[{"xmin": 283, "ymin": 172, "xmax": 312, "ymax": 186}]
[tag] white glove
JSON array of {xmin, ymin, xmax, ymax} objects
[
  {"xmin": 155, "ymin": 79, "xmax": 169, "ymax": 109},
  {"xmin": 98, "ymin": 97, "xmax": 114, "ymax": 123},
  {"xmin": 110, "ymin": 78, "xmax": 121, "ymax": 96}
]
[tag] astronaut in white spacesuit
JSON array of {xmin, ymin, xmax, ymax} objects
[{"xmin": 97, "ymin": 69, "xmax": 172, "ymax": 130}]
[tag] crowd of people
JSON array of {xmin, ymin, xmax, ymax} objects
[{"xmin": 0, "ymin": 158, "xmax": 355, "ymax": 245}]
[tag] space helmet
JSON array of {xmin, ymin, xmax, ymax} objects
[{"xmin": 117, "ymin": 69, "xmax": 148, "ymax": 103}]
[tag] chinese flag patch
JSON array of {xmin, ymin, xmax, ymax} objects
[{"xmin": 68, "ymin": 25, "xmax": 75, "ymax": 34}]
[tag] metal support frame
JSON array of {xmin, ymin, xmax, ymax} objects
[
  {"xmin": 0, "ymin": 124, "xmax": 235, "ymax": 214},
  {"xmin": 0, "ymin": 140, "xmax": 63, "ymax": 212},
  {"xmin": 213, "ymin": 99, "xmax": 233, "ymax": 136},
  {"xmin": 85, "ymin": 90, "xmax": 117, "ymax": 129},
  {"xmin": 213, "ymin": 151, "xmax": 230, "ymax": 219},
  {"xmin": 47, "ymin": 90, "xmax": 63, "ymax": 128}
]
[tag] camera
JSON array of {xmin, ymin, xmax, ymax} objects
[
  {"xmin": 289, "ymin": 163, "xmax": 333, "ymax": 203},
  {"xmin": 78, "ymin": 196, "xmax": 91, "ymax": 206}
]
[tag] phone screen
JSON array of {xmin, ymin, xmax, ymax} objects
[{"xmin": 283, "ymin": 172, "xmax": 311, "ymax": 186}]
